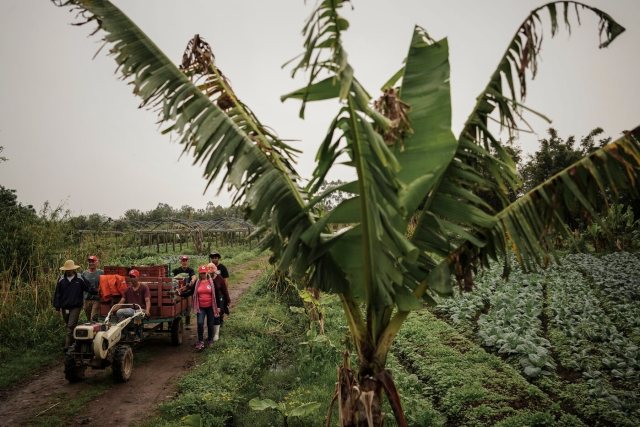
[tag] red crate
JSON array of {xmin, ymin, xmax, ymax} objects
[
  {"xmin": 98, "ymin": 277, "xmax": 188, "ymax": 320},
  {"xmin": 132, "ymin": 265, "xmax": 168, "ymax": 278},
  {"xmin": 104, "ymin": 266, "xmax": 130, "ymax": 276}
]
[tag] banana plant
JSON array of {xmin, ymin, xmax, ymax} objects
[{"xmin": 54, "ymin": 0, "xmax": 638, "ymax": 425}]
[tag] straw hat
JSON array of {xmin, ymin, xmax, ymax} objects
[{"xmin": 59, "ymin": 260, "xmax": 81, "ymax": 271}]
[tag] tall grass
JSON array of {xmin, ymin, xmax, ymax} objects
[{"xmin": 0, "ymin": 268, "xmax": 65, "ymax": 388}]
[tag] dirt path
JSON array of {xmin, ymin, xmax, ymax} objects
[{"xmin": 0, "ymin": 257, "xmax": 267, "ymax": 426}]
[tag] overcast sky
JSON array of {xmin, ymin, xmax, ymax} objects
[{"xmin": 1, "ymin": 0, "xmax": 638, "ymax": 218}]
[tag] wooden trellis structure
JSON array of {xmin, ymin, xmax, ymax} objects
[{"xmin": 79, "ymin": 217, "xmax": 255, "ymax": 254}]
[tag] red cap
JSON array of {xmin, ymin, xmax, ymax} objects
[
  {"xmin": 179, "ymin": 255, "xmax": 189, "ymax": 261},
  {"xmin": 87, "ymin": 255, "xmax": 99, "ymax": 262},
  {"xmin": 197, "ymin": 265, "xmax": 207, "ymax": 273},
  {"xmin": 128, "ymin": 269, "xmax": 140, "ymax": 278}
]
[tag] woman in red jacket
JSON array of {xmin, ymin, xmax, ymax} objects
[{"xmin": 191, "ymin": 265, "xmax": 221, "ymax": 350}]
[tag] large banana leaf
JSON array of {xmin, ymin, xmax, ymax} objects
[
  {"xmin": 422, "ymin": 126, "xmax": 640, "ymax": 295},
  {"xmin": 53, "ymin": 0, "xmax": 356, "ymax": 295},
  {"xmin": 408, "ymin": 1, "xmax": 627, "ymax": 299}
]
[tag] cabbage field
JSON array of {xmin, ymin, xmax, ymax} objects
[{"xmin": 436, "ymin": 252, "xmax": 640, "ymax": 425}]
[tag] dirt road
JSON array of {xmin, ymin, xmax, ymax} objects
[{"xmin": 0, "ymin": 257, "xmax": 267, "ymax": 426}]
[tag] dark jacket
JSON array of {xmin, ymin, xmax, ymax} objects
[
  {"xmin": 53, "ymin": 274, "xmax": 93, "ymax": 309},
  {"xmin": 213, "ymin": 274, "xmax": 230, "ymax": 313}
]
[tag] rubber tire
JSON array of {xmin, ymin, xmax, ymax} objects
[
  {"xmin": 170, "ymin": 317, "xmax": 184, "ymax": 346},
  {"xmin": 64, "ymin": 349, "xmax": 86, "ymax": 383},
  {"xmin": 112, "ymin": 344, "xmax": 134, "ymax": 383}
]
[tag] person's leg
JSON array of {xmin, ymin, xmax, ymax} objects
[
  {"xmin": 205, "ymin": 307, "xmax": 215, "ymax": 345},
  {"xmin": 65, "ymin": 307, "xmax": 82, "ymax": 348},
  {"xmin": 83, "ymin": 299, "xmax": 92, "ymax": 322},
  {"xmin": 61, "ymin": 309, "xmax": 71, "ymax": 348},
  {"xmin": 217, "ymin": 296, "xmax": 225, "ymax": 327},
  {"xmin": 90, "ymin": 300, "xmax": 100, "ymax": 321},
  {"xmin": 185, "ymin": 299, "xmax": 192, "ymax": 330},
  {"xmin": 196, "ymin": 310, "xmax": 205, "ymax": 343},
  {"xmin": 115, "ymin": 308, "xmax": 134, "ymax": 322},
  {"xmin": 213, "ymin": 313, "xmax": 221, "ymax": 342}
]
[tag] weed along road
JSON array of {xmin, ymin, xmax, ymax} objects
[{"xmin": 0, "ymin": 257, "xmax": 267, "ymax": 427}]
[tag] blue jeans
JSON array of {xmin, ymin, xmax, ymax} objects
[
  {"xmin": 116, "ymin": 307, "xmax": 136, "ymax": 321},
  {"xmin": 196, "ymin": 307, "xmax": 220, "ymax": 342}
]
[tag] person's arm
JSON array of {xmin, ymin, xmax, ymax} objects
[
  {"xmin": 144, "ymin": 286, "xmax": 151, "ymax": 316},
  {"xmin": 221, "ymin": 266, "xmax": 231, "ymax": 304},
  {"xmin": 221, "ymin": 277, "xmax": 231, "ymax": 306},
  {"xmin": 112, "ymin": 295, "xmax": 126, "ymax": 311},
  {"xmin": 81, "ymin": 275, "xmax": 97, "ymax": 295}
]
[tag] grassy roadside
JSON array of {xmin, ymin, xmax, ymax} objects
[
  {"xmin": 148, "ymin": 272, "xmax": 588, "ymax": 426},
  {"xmin": 147, "ymin": 271, "xmax": 447, "ymax": 426},
  {"xmin": 149, "ymin": 272, "xmax": 309, "ymax": 426}
]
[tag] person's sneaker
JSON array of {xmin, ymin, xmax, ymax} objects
[
  {"xmin": 194, "ymin": 341, "xmax": 205, "ymax": 351},
  {"xmin": 205, "ymin": 339, "xmax": 213, "ymax": 348}
]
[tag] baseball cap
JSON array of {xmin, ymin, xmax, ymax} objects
[
  {"xmin": 197, "ymin": 265, "xmax": 208, "ymax": 273},
  {"xmin": 179, "ymin": 255, "xmax": 189, "ymax": 261},
  {"xmin": 209, "ymin": 252, "xmax": 221, "ymax": 259},
  {"xmin": 128, "ymin": 269, "xmax": 140, "ymax": 278},
  {"xmin": 87, "ymin": 255, "xmax": 99, "ymax": 262}
]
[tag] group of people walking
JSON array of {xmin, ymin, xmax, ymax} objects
[
  {"xmin": 173, "ymin": 252, "xmax": 231, "ymax": 351},
  {"xmin": 53, "ymin": 252, "xmax": 230, "ymax": 352}
]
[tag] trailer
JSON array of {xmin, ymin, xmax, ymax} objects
[{"xmin": 98, "ymin": 270, "xmax": 190, "ymax": 346}]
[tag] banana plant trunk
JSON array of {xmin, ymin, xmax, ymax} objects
[{"xmin": 332, "ymin": 352, "xmax": 407, "ymax": 427}]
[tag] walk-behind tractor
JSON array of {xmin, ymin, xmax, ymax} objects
[{"xmin": 64, "ymin": 304, "xmax": 145, "ymax": 383}]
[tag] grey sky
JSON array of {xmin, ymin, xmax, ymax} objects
[{"xmin": 1, "ymin": 1, "xmax": 638, "ymax": 218}]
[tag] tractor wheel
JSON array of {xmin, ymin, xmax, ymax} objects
[
  {"xmin": 171, "ymin": 317, "xmax": 184, "ymax": 346},
  {"xmin": 64, "ymin": 349, "xmax": 85, "ymax": 383},
  {"xmin": 112, "ymin": 344, "xmax": 134, "ymax": 383}
]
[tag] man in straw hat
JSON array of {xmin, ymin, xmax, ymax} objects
[{"xmin": 53, "ymin": 259, "xmax": 95, "ymax": 350}]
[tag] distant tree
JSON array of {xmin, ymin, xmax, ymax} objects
[
  {"xmin": 147, "ymin": 202, "xmax": 174, "ymax": 221},
  {"xmin": 178, "ymin": 204, "xmax": 195, "ymax": 219},
  {"xmin": 0, "ymin": 186, "xmax": 39, "ymax": 280},
  {"xmin": 520, "ymin": 127, "xmax": 610, "ymax": 193},
  {"xmin": 123, "ymin": 208, "xmax": 144, "ymax": 222}
]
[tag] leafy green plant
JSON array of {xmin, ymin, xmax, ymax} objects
[
  {"xmin": 55, "ymin": 0, "xmax": 639, "ymax": 424},
  {"xmin": 249, "ymin": 398, "xmax": 321, "ymax": 427},
  {"xmin": 584, "ymin": 204, "xmax": 640, "ymax": 251}
]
